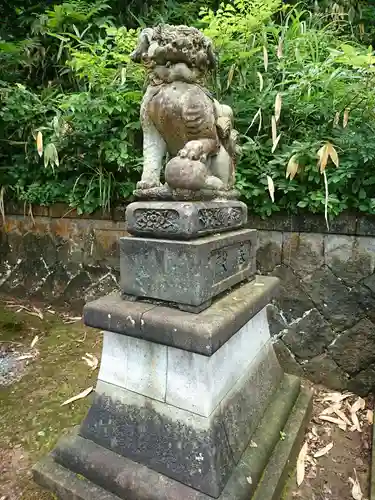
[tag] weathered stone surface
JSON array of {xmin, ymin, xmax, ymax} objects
[
  {"xmin": 99, "ymin": 332, "xmax": 168, "ymax": 403},
  {"xmin": 302, "ymin": 354, "xmax": 349, "ymax": 391},
  {"xmin": 325, "ymin": 235, "xmax": 375, "ymax": 286},
  {"xmin": 301, "ymin": 266, "xmax": 362, "ymax": 331},
  {"xmin": 120, "ymin": 229, "xmax": 257, "ymax": 310},
  {"xmin": 34, "ymin": 376, "xmax": 311, "ymax": 500},
  {"xmin": 166, "ymin": 310, "xmax": 271, "ymax": 417},
  {"xmin": 328, "ymin": 318, "xmax": 375, "ymax": 374},
  {"xmin": 98, "ymin": 310, "xmax": 271, "ymax": 417},
  {"xmin": 293, "ymin": 213, "xmax": 357, "ymax": 235},
  {"xmin": 256, "ymin": 231, "xmax": 282, "ymax": 272},
  {"xmin": 363, "ymin": 273, "xmax": 375, "ymax": 296},
  {"xmin": 356, "ymin": 215, "xmax": 375, "ymax": 236},
  {"xmin": 126, "ymin": 201, "xmax": 247, "ymax": 239},
  {"xmin": 282, "ymin": 309, "xmax": 335, "ymax": 360},
  {"xmin": 349, "ymin": 284, "xmax": 375, "ymax": 324},
  {"xmin": 267, "ymin": 303, "xmax": 287, "ymax": 337},
  {"xmin": 282, "ymin": 232, "xmax": 324, "ymax": 277},
  {"xmin": 220, "ymin": 343, "xmax": 283, "ymax": 463},
  {"xmin": 79, "ymin": 345, "xmax": 282, "ymax": 497},
  {"xmin": 250, "ymin": 387, "xmax": 313, "ymax": 500},
  {"xmin": 272, "ymin": 340, "xmax": 303, "ymax": 377},
  {"xmin": 347, "ymin": 365, "xmax": 375, "ymax": 396},
  {"xmin": 246, "ymin": 214, "xmax": 294, "ymax": 232},
  {"xmin": 84, "ymin": 276, "xmax": 280, "ymax": 356},
  {"xmin": 271, "ymin": 265, "xmax": 314, "ymax": 324}
]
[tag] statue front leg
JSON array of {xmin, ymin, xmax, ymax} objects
[
  {"xmin": 137, "ymin": 89, "xmax": 167, "ymax": 190},
  {"xmin": 137, "ymin": 121, "xmax": 166, "ymax": 190}
]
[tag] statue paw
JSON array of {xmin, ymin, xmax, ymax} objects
[
  {"xmin": 178, "ymin": 140, "xmax": 205, "ymax": 161},
  {"xmin": 204, "ymin": 175, "xmax": 225, "ymax": 190},
  {"xmin": 136, "ymin": 180, "xmax": 162, "ymax": 190}
]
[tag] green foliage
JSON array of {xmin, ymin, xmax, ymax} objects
[
  {"xmin": 1, "ymin": 0, "xmax": 375, "ymax": 218},
  {"xmin": 200, "ymin": 2, "xmax": 375, "ymax": 217}
]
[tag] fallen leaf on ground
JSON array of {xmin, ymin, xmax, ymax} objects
[
  {"xmin": 322, "ymin": 392, "xmax": 352, "ymax": 403},
  {"xmin": 313, "ymin": 442, "xmax": 333, "ymax": 458},
  {"xmin": 321, "ymin": 403, "xmax": 341, "ymax": 415},
  {"xmin": 30, "ymin": 335, "xmax": 39, "ymax": 348},
  {"xmin": 16, "ymin": 354, "xmax": 34, "ymax": 361},
  {"xmin": 334, "ymin": 408, "xmax": 352, "ymax": 426},
  {"xmin": 349, "ymin": 469, "xmax": 363, "ymax": 500},
  {"xmin": 311, "ymin": 426, "xmax": 318, "ymax": 437},
  {"xmin": 32, "ymin": 306, "xmax": 44, "ymax": 320},
  {"xmin": 63, "ymin": 316, "xmax": 82, "ymax": 324},
  {"xmin": 61, "ymin": 386, "xmax": 93, "ymax": 406},
  {"xmin": 319, "ymin": 415, "xmax": 347, "ymax": 430},
  {"xmin": 350, "ymin": 411, "xmax": 361, "ymax": 432},
  {"xmin": 82, "ymin": 353, "xmax": 99, "ymax": 370},
  {"xmin": 367, "ymin": 409, "xmax": 373, "ymax": 424},
  {"xmin": 296, "ymin": 441, "xmax": 308, "ymax": 486},
  {"xmin": 351, "ymin": 398, "xmax": 366, "ymax": 413}
]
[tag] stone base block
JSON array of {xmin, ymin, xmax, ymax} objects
[
  {"xmin": 119, "ymin": 228, "xmax": 257, "ymax": 311},
  {"xmin": 96, "ymin": 307, "xmax": 271, "ymax": 416},
  {"xmin": 79, "ymin": 340, "xmax": 282, "ymax": 497},
  {"xmin": 33, "ymin": 377, "xmax": 312, "ymax": 500},
  {"xmin": 133, "ymin": 185, "xmax": 239, "ymax": 202},
  {"xmin": 125, "ymin": 201, "xmax": 247, "ymax": 239},
  {"xmin": 83, "ymin": 276, "xmax": 280, "ymax": 356}
]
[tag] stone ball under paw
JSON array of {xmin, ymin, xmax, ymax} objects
[{"xmin": 165, "ymin": 157, "xmax": 207, "ymax": 190}]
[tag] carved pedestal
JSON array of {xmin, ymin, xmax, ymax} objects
[{"xmin": 33, "ymin": 201, "xmax": 312, "ymax": 500}]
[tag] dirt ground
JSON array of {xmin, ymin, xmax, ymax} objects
[
  {"xmin": 0, "ymin": 297, "xmax": 101, "ymax": 500},
  {"xmin": 0, "ymin": 296, "xmax": 373, "ymax": 500},
  {"xmin": 284, "ymin": 384, "xmax": 372, "ymax": 500}
]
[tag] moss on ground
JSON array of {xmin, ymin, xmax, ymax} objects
[{"xmin": 0, "ymin": 303, "xmax": 102, "ymax": 499}]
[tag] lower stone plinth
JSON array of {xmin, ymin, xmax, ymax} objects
[{"xmin": 33, "ymin": 376, "xmax": 312, "ymax": 500}]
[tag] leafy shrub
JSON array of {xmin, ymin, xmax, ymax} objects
[{"xmin": 201, "ymin": 1, "xmax": 375, "ymax": 217}]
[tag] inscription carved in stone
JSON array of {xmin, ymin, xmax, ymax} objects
[
  {"xmin": 211, "ymin": 242, "xmax": 251, "ymax": 283},
  {"xmin": 198, "ymin": 207, "xmax": 243, "ymax": 230},
  {"xmin": 133, "ymin": 209, "xmax": 180, "ymax": 233}
]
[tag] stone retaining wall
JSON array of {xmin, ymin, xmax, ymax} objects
[{"xmin": 1, "ymin": 204, "xmax": 375, "ymax": 395}]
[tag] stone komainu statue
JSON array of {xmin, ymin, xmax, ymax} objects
[{"xmin": 130, "ymin": 24, "xmax": 240, "ymax": 196}]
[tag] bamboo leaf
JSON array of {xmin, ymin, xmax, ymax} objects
[
  {"xmin": 267, "ymin": 175, "xmax": 275, "ymax": 202},
  {"xmin": 272, "ymin": 134, "xmax": 281, "ymax": 153},
  {"xmin": 349, "ymin": 469, "xmax": 363, "ymax": 500},
  {"xmin": 313, "ymin": 442, "xmax": 333, "ymax": 458},
  {"xmin": 317, "ymin": 144, "xmax": 329, "ymax": 173},
  {"xmin": 61, "ymin": 386, "xmax": 93, "ymax": 406},
  {"xmin": 296, "ymin": 441, "xmax": 308, "ymax": 486},
  {"xmin": 257, "ymin": 72, "xmax": 264, "ymax": 92},
  {"xmin": 263, "ymin": 46, "xmax": 268, "ymax": 72},
  {"xmin": 343, "ymin": 108, "xmax": 350, "ymax": 128},
  {"xmin": 327, "ymin": 143, "xmax": 339, "ymax": 167},
  {"xmin": 286, "ymin": 155, "xmax": 299, "ymax": 180},
  {"xmin": 36, "ymin": 131, "xmax": 43, "ymax": 157},
  {"xmin": 248, "ymin": 108, "xmax": 261, "ymax": 131},
  {"xmin": 275, "ymin": 93, "xmax": 282, "ymax": 123},
  {"xmin": 271, "ymin": 115, "xmax": 277, "ymax": 144},
  {"xmin": 227, "ymin": 64, "xmax": 235, "ymax": 89}
]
